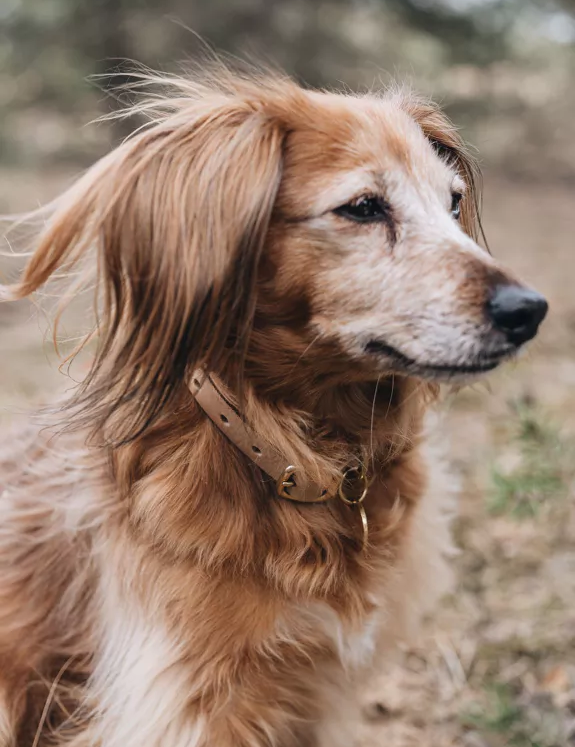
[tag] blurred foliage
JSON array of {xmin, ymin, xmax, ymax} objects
[
  {"xmin": 462, "ymin": 680, "xmax": 568, "ymax": 746},
  {"xmin": 488, "ymin": 400, "xmax": 572, "ymax": 519},
  {"xmin": 1, "ymin": 0, "xmax": 575, "ymax": 172}
]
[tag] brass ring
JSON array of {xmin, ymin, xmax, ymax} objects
[
  {"xmin": 358, "ymin": 504, "xmax": 369, "ymax": 552},
  {"xmin": 338, "ymin": 466, "xmax": 368, "ymax": 505}
]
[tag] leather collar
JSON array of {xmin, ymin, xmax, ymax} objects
[
  {"xmin": 189, "ymin": 369, "xmax": 370, "ymax": 549},
  {"xmin": 190, "ymin": 370, "xmax": 333, "ymax": 502}
]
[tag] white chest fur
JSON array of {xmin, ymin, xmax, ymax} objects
[{"xmin": 293, "ymin": 599, "xmax": 382, "ymax": 673}]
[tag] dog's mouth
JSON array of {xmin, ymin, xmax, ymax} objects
[{"xmin": 364, "ymin": 340, "xmax": 515, "ymax": 380}]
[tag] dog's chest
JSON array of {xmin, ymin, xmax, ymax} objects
[{"xmin": 291, "ymin": 598, "xmax": 381, "ymax": 671}]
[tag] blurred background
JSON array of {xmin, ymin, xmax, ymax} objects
[{"xmin": 1, "ymin": 1, "xmax": 575, "ymax": 745}]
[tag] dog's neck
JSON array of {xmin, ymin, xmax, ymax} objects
[
  {"xmin": 119, "ymin": 368, "xmax": 434, "ymax": 576},
  {"xmin": 203, "ymin": 365, "xmax": 434, "ymax": 476}
]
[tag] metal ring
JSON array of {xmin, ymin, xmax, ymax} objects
[
  {"xmin": 338, "ymin": 466, "xmax": 368, "ymax": 505},
  {"xmin": 358, "ymin": 504, "xmax": 369, "ymax": 552}
]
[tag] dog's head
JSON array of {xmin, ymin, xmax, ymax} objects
[
  {"xmin": 6, "ymin": 68, "xmax": 547, "ymax": 440},
  {"xmin": 256, "ymin": 88, "xmax": 547, "ymax": 390}
]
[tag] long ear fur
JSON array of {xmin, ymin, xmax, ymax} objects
[
  {"xmin": 1, "ymin": 74, "xmax": 286, "ymax": 443},
  {"xmin": 398, "ymin": 94, "xmax": 484, "ymax": 243}
]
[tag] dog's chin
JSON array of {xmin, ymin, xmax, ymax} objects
[{"xmin": 363, "ymin": 340, "xmax": 516, "ymax": 383}]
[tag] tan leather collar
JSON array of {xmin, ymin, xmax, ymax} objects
[
  {"xmin": 189, "ymin": 370, "xmax": 370, "ymax": 550},
  {"xmin": 190, "ymin": 370, "xmax": 332, "ymax": 503}
]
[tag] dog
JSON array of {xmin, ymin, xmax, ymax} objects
[{"xmin": 0, "ymin": 65, "xmax": 547, "ymax": 747}]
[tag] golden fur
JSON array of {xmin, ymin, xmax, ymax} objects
[{"xmin": 0, "ymin": 65, "xmax": 539, "ymax": 746}]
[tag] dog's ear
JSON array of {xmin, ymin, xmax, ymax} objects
[
  {"xmin": 4, "ymin": 91, "xmax": 285, "ymax": 443},
  {"xmin": 400, "ymin": 95, "xmax": 482, "ymax": 241}
]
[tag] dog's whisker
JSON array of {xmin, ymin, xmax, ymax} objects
[
  {"xmin": 369, "ymin": 374, "xmax": 382, "ymax": 470},
  {"xmin": 286, "ymin": 333, "xmax": 322, "ymax": 376}
]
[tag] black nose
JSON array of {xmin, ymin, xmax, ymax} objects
[{"xmin": 487, "ymin": 285, "xmax": 548, "ymax": 345}]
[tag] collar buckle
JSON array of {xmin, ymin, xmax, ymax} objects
[{"xmin": 276, "ymin": 465, "xmax": 330, "ymax": 503}]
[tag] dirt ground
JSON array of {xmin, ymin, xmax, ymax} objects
[{"xmin": 1, "ymin": 167, "xmax": 574, "ymax": 746}]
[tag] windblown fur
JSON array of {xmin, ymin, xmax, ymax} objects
[{"xmin": 0, "ymin": 63, "xmax": 533, "ymax": 746}]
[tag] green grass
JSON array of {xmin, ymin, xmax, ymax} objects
[
  {"xmin": 462, "ymin": 682, "xmax": 565, "ymax": 747},
  {"xmin": 462, "ymin": 682, "xmax": 523, "ymax": 735},
  {"xmin": 488, "ymin": 401, "xmax": 569, "ymax": 518}
]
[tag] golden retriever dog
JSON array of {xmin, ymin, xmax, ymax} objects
[{"xmin": 0, "ymin": 65, "xmax": 547, "ymax": 746}]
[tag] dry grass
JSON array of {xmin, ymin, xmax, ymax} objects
[
  {"xmin": 359, "ymin": 395, "xmax": 575, "ymax": 747},
  {"xmin": 1, "ymin": 167, "xmax": 574, "ymax": 747}
]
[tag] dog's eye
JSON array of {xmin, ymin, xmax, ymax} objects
[
  {"xmin": 334, "ymin": 195, "xmax": 390, "ymax": 223},
  {"xmin": 451, "ymin": 192, "xmax": 463, "ymax": 220}
]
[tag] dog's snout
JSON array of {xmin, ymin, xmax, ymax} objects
[{"xmin": 487, "ymin": 285, "xmax": 548, "ymax": 345}]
